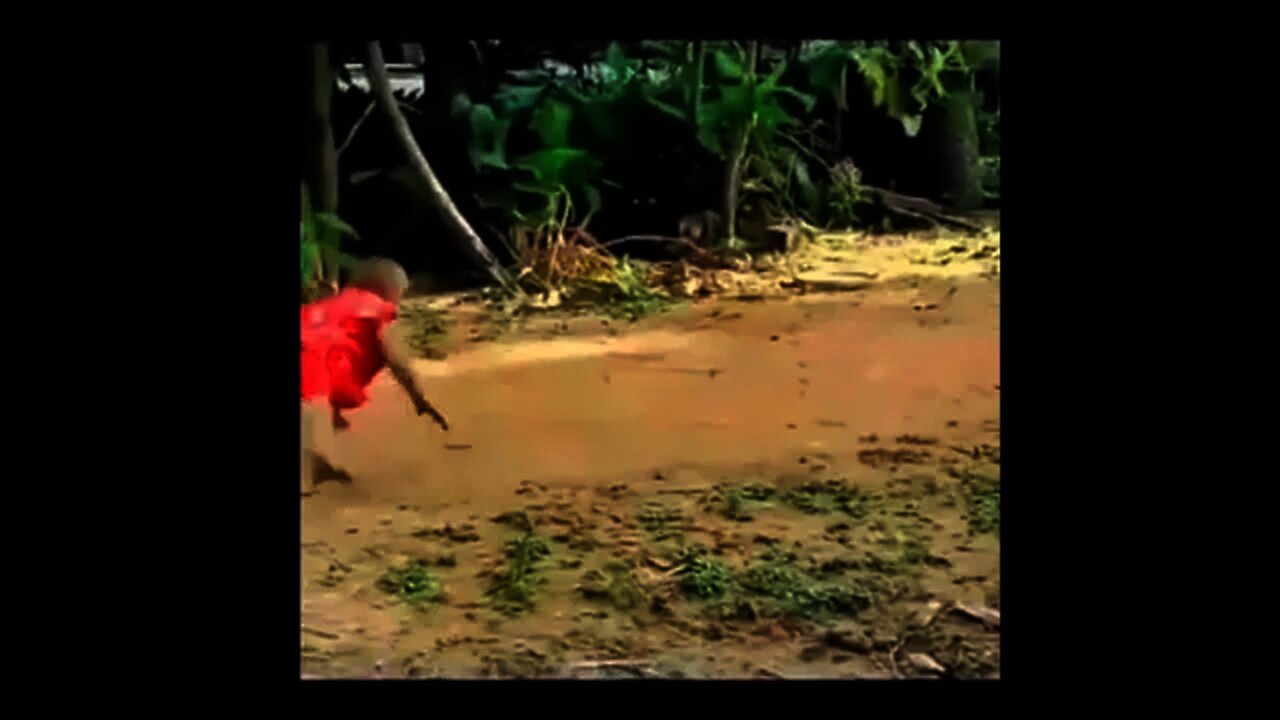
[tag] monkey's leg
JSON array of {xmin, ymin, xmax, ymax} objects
[
  {"xmin": 302, "ymin": 402, "xmax": 353, "ymax": 486},
  {"xmin": 301, "ymin": 403, "xmax": 317, "ymax": 489}
]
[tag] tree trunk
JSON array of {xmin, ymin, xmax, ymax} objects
[
  {"xmin": 691, "ymin": 40, "xmax": 705, "ymax": 123},
  {"xmin": 938, "ymin": 90, "xmax": 983, "ymax": 212},
  {"xmin": 301, "ymin": 44, "xmax": 340, "ymax": 292},
  {"xmin": 363, "ymin": 41, "xmax": 515, "ymax": 290},
  {"xmin": 302, "ymin": 44, "xmax": 339, "ymax": 213},
  {"xmin": 722, "ymin": 41, "xmax": 759, "ymax": 248},
  {"xmin": 723, "ymin": 130, "xmax": 746, "ymax": 247},
  {"xmin": 833, "ymin": 63, "xmax": 846, "ymax": 162}
]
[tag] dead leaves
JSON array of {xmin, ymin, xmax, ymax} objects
[
  {"xmin": 906, "ymin": 653, "xmax": 948, "ymax": 675},
  {"xmin": 952, "ymin": 602, "xmax": 1001, "ymax": 628}
]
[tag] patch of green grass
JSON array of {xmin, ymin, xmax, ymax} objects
[
  {"xmin": 600, "ymin": 258, "xmax": 677, "ymax": 322},
  {"xmin": 739, "ymin": 548, "xmax": 875, "ymax": 619},
  {"xmin": 963, "ymin": 472, "xmax": 1000, "ymax": 538},
  {"xmin": 674, "ymin": 547, "xmax": 737, "ymax": 600},
  {"xmin": 723, "ymin": 489, "xmax": 751, "ymax": 521},
  {"xmin": 376, "ymin": 560, "xmax": 444, "ymax": 606},
  {"xmin": 866, "ymin": 530, "xmax": 936, "ymax": 575},
  {"xmin": 718, "ymin": 483, "xmax": 777, "ymax": 522},
  {"xmin": 781, "ymin": 480, "xmax": 871, "ymax": 519},
  {"xmin": 667, "ymin": 544, "xmax": 887, "ymax": 621},
  {"xmin": 737, "ymin": 484, "xmax": 778, "ymax": 502},
  {"xmin": 486, "ymin": 533, "xmax": 552, "ymax": 616},
  {"xmin": 506, "ymin": 533, "xmax": 552, "ymax": 566},
  {"xmin": 578, "ymin": 560, "xmax": 648, "ymax": 610}
]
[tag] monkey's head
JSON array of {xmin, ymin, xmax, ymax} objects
[
  {"xmin": 348, "ymin": 257, "xmax": 410, "ymax": 305},
  {"xmin": 679, "ymin": 214, "xmax": 705, "ymax": 243},
  {"xmin": 679, "ymin": 210, "xmax": 723, "ymax": 247}
]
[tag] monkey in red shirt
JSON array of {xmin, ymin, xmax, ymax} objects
[{"xmin": 301, "ymin": 258, "xmax": 447, "ymax": 484}]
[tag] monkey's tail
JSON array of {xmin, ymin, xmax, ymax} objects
[{"xmin": 599, "ymin": 235, "xmax": 709, "ymax": 257}]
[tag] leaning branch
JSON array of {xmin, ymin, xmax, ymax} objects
[
  {"xmin": 363, "ymin": 42, "xmax": 517, "ymax": 292},
  {"xmin": 862, "ymin": 186, "xmax": 986, "ymax": 232}
]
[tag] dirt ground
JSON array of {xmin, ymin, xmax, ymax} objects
[{"xmin": 301, "ymin": 231, "xmax": 1001, "ymax": 679}]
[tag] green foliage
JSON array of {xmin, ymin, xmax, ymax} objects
[
  {"xmin": 825, "ymin": 160, "xmax": 876, "ymax": 228},
  {"xmin": 455, "ymin": 42, "xmax": 667, "ymax": 234},
  {"xmin": 669, "ymin": 540, "xmax": 894, "ymax": 621},
  {"xmin": 746, "ymin": 40, "xmax": 996, "ymax": 227},
  {"xmin": 865, "ymin": 530, "xmax": 935, "ymax": 575},
  {"xmin": 690, "ymin": 44, "xmax": 814, "ymax": 160},
  {"xmin": 966, "ymin": 475, "xmax": 1001, "ymax": 538},
  {"xmin": 531, "ymin": 98, "xmax": 574, "ymax": 147},
  {"xmin": 602, "ymin": 257, "xmax": 674, "ymax": 321},
  {"xmin": 511, "ymin": 148, "xmax": 605, "ymax": 219},
  {"xmin": 720, "ymin": 483, "xmax": 777, "ymax": 521},
  {"xmin": 675, "ymin": 546, "xmax": 737, "ymax": 600},
  {"xmin": 441, "ymin": 39, "xmax": 996, "ymax": 258},
  {"xmin": 457, "ymin": 42, "xmax": 820, "ymax": 242},
  {"xmin": 630, "ymin": 42, "xmax": 816, "ymax": 241},
  {"xmin": 452, "ymin": 95, "xmax": 511, "ymax": 172},
  {"xmin": 746, "ymin": 133, "xmax": 821, "ymax": 225},
  {"xmin": 739, "ymin": 547, "xmax": 875, "ymax": 618},
  {"xmin": 906, "ymin": 41, "xmax": 967, "ymax": 105},
  {"xmin": 291, "ymin": 40, "xmax": 1003, "ymax": 302},
  {"xmin": 611, "ymin": 256, "xmax": 648, "ymax": 297},
  {"xmin": 487, "ymin": 533, "xmax": 552, "ymax": 616},
  {"xmin": 300, "ymin": 185, "xmax": 360, "ymax": 298},
  {"xmin": 852, "ymin": 45, "xmax": 902, "ymax": 116},
  {"xmin": 798, "ymin": 40, "xmax": 973, "ymax": 139},
  {"xmin": 505, "ymin": 533, "xmax": 551, "ymax": 573},
  {"xmin": 780, "ymin": 478, "xmax": 871, "ymax": 519},
  {"xmin": 376, "ymin": 560, "xmax": 444, "ymax": 606}
]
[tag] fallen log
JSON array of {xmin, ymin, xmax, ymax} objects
[{"xmin": 862, "ymin": 186, "xmax": 986, "ymax": 233}]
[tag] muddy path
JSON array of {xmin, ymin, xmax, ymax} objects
[{"xmin": 302, "ymin": 237, "xmax": 1001, "ymax": 680}]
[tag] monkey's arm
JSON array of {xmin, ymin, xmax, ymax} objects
[{"xmin": 381, "ymin": 325, "xmax": 449, "ymax": 431}]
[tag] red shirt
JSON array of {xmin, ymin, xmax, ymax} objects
[{"xmin": 301, "ymin": 288, "xmax": 398, "ymax": 409}]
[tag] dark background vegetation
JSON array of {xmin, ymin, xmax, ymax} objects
[{"xmin": 302, "ymin": 40, "xmax": 1000, "ymax": 295}]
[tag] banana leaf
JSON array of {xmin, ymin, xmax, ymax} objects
[{"xmin": 530, "ymin": 98, "xmax": 574, "ymax": 148}]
